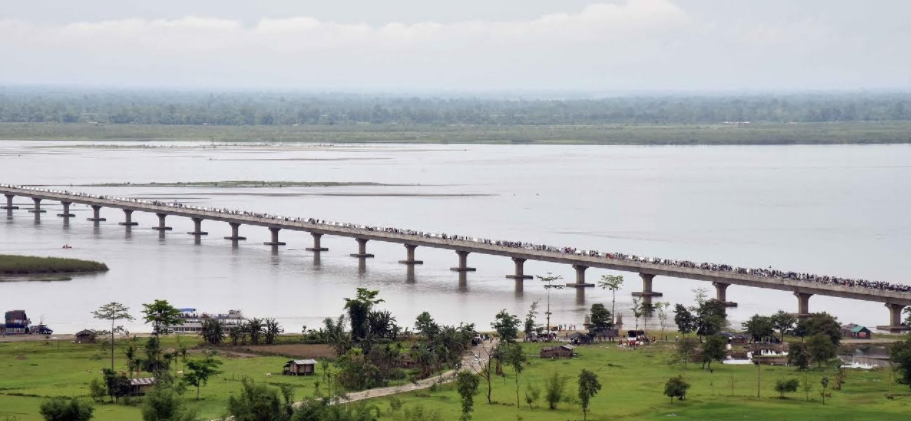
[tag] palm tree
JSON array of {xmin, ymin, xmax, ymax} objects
[
  {"xmin": 598, "ymin": 275, "xmax": 624, "ymax": 325},
  {"xmin": 247, "ymin": 318, "xmax": 264, "ymax": 345}
]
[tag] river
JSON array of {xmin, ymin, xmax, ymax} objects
[{"xmin": 1, "ymin": 141, "xmax": 909, "ymax": 334}]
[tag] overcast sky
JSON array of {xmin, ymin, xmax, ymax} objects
[{"xmin": 1, "ymin": 0, "xmax": 909, "ymax": 92}]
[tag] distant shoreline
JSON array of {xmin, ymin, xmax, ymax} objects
[
  {"xmin": 1, "ymin": 121, "xmax": 910, "ymax": 145},
  {"xmin": 0, "ymin": 254, "xmax": 109, "ymax": 276}
]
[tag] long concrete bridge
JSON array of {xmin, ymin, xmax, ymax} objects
[{"xmin": 3, "ymin": 185, "xmax": 910, "ymax": 332}]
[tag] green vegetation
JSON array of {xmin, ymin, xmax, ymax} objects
[
  {"xmin": 3, "ymin": 121, "xmax": 911, "ymax": 144},
  {"xmin": 0, "ymin": 255, "xmax": 108, "ymax": 275}
]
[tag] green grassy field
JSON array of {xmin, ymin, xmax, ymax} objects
[
  {"xmin": 0, "ymin": 255, "xmax": 108, "ymax": 275},
  {"xmin": 370, "ymin": 342, "xmax": 911, "ymax": 421},
  {"xmin": 2, "ymin": 121, "xmax": 911, "ymax": 145}
]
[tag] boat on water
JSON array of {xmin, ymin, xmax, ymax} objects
[{"xmin": 169, "ymin": 308, "xmax": 245, "ymax": 334}]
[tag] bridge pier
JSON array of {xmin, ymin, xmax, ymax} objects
[
  {"xmin": 350, "ymin": 238, "xmax": 374, "ymax": 258},
  {"xmin": 118, "ymin": 209, "xmax": 138, "ymax": 226},
  {"xmin": 264, "ymin": 227, "xmax": 286, "ymax": 246},
  {"xmin": 152, "ymin": 213, "xmax": 172, "ymax": 231},
  {"xmin": 86, "ymin": 205, "xmax": 106, "ymax": 222},
  {"xmin": 876, "ymin": 303, "xmax": 910, "ymax": 333},
  {"xmin": 398, "ymin": 244, "xmax": 423, "ymax": 265},
  {"xmin": 713, "ymin": 282, "xmax": 738, "ymax": 307},
  {"xmin": 187, "ymin": 217, "xmax": 208, "ymax": 236},
  {"xmin": 451, "ymin": 250, "xmax": 476, "ymax": 272},
  {"xmin": 1, "ymin": 194, "xmax": 18, "ymax": 210},
  {"xmin": 57, "ymin": 201, "xmax": 75, "ymax": 218},
  {"xmin": 794, "ymin": 292, "xmax": 813, "ymax": 318},
  {"xmin": 224, "ymin": 222, "xmax": 245, "ymax": 240},
  {"xmin": 306, "ymin": 232, "xmax": 328, "ymax": 252},
  {"xmin": 566, "ymin": 265, "xmax": 594, "ymax": 288},
  {"xmin": 506, "ymin": 257, "xmax": 533, "ymax": 280},
  {"xmin": 632, "ymin": 273, "xmax": 663, "ymax": 304},
  {"xmin": 27, "ymin": 197, "xmax": 46, "ymax": 213}
]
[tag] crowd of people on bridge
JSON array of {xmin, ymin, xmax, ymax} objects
[{"xmin": 4, "ymin": 184, "xmax": 910, "ymax": 294}]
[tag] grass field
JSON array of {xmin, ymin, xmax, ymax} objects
[
  {"xmin": 3, "ymin": 335, "xmax": 910, "ymax": 421},
  {"xmin": 2, "ymin": 121, "xmax": 911, "ymax": 145},
  {"xmin": 0, "ymin": 255, "xmax": 108, "ymax": 275},
  {"xmin": 369, "ymin": 342, "xmax": 911, "ymax": 421}
]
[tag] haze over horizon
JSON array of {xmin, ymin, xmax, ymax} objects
[{"xmin": 1, "ymin": 0, "xmax": 910, "ymax": 92}]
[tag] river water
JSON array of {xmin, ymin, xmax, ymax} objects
[{"xmin": 1, "ymin": 141, "xmax": 909, "ymax": 334}]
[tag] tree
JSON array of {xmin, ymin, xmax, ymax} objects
[
  {"xmin": 247, "ymin": 318, "xmax": 264, "ymax": 346},
  {"xmin": 39, "ymin": 397, "xmax": 94, "ymax": 421},
  {"xmin": 807, "ymin": 333, "xmax": 837, "ymax": 368},
  {"xmin": 184, "ymin": 354, "xmax": 224, "ymax": 400},
  {"xmin": 796, "ymin": 313, "xmax": 842, "ymax": 346},
  {"xmin": 537, "ymin": 273, "xmax": 564, "ymax": 333},
  {"xmin": 142, "ymin": 300, "xmax": 184, "ymax": 336},
  {"xmin": 820, "ymin": 377, "xmax": 830, "ymax": 404},
  {"xmin": 788, "ymin": 342, "xmax": 811, "ymax": 370},
  {"xmin": 801, "ymin": 373, "xmax": 814, "ymax": 401},
  {"xmin": 455, "ymin": 371, "xmax": 480, "ymax": 421},
  {"xmin": 501, "ymin": 342, "xmax": 527, "ymax": 408},
  {"xmin": 589, "ymin": 304, "xmax": 612, "ymax": 331},
  {"xmin": 701, "ymin": 336, "xmax": 727, "ymax": 370},
  {"xmin": 695, "ymin": 300, "xmax": 727, "ymax": 339},
  {"xmin": 141, "ymin": 380, "xmax": 197, "ymax": 421},
  {"xmin": 774, "ymin": 378, "xmax": 799, "ymax": 399},
  {"xmin": 92, "ymin": 302, "xmax": 134, "ymax": 373},
  {"xmin": 655, "ymin": 302, "xmax": 671, "ymax": 339},
  {"xmin": 598, "ymin": 274, "xmax": 624, "ymax": 325},
  {"xmin": 102, "ymin": 369, "xmax": 131, "ymax": 403},
  {"xmin": 344, "ymin": 288, "xmax": 383, "ymax": 342},
  {"xmin": 631, "ymin": 298, "xmax": 643, "ymax": 331},
  {"xmin": 641, "ymin": 302, "xmax": 655, "ymax": 339},
  {"xmin": 89, "ymin": 378, "xmax": 107, "ymax": 403},
  {"xmin": 675, "ymin": 338, "xmax": 699, "ymax": 375},
  {"xmin": 742, "ymin": 315, "xmax": 774, "ymax": 343},
  {"xmin": 491, "ymin": 310, "xmax": 520, "ymax": 343},
  {"xmin": 889, "ymin": 337, "xmax": 911, "ymax": 390},
  {"xmin": 523, "ymin": 300, "xmax": 540, "ymax": 339},
  {"xmin": 123, "ymin": 338, "xmax": 142, "ymax": 379},
  {"xmin": 264, "ymin": 318, "xmax": 281, "ymax": 345},
  {"xmin": 674, "ymin": 304, "xmax": 696, "ymax": 337},
  {"xmin": 577, "ymin": 369, "xmax": 602, "ymax": 421},
  {"xmin": 770, "ymin": 310, "xmax": 797, "ymax": 341},
  {"xmin": 543, "ymin": 371, "xmax": 568, "ymax": 410},
  {"xmin": 664, "ymin": 376, "xmax": 690, "ymax": 402},
  {"xmin": 414, "ymin": 312, "xmax": 440, "ymax": 340},
  {"xmin": 524, "ymin": 383, "xmax": 541, "ymax": 410},
  {"xmin": 200, "ymin": 318, "xmax": 224, "ymax": 345},
  {"xmin": 227, "ymin": 379, "xmax": 294, "ymax": 421}
]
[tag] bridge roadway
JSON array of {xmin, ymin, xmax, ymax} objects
[{"xmin": 3, "ymin": 185, "xmax": 910, "ymax": 332}]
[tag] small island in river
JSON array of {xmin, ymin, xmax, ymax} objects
[{"xmin": 0, "ymin": 254, "xmax": 109, "ymax": 276}]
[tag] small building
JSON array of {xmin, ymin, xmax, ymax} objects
[
  {"xmin": 3, "ymin": 310, "xmax": 30, "ymax": 335},
  {"xmin": 569, "ymin": 332, "xmax": 593, "ymax": 345},
  {"xmin": 75, "ymin": 329, "xmax": 97, "ymax": 343},
  {"xmin": 129, "ymin": 377, "xmax": 156, "ymax": 396},
  {"xmin": 540, "ymin": 344, "xmax": 575, "ymax": 359},
  {"xmin": 283, "ymin": 359, "xmax": 317, "ymax": 376},
  {"xmin": 844, "ymin": 324, "xmax": 872, "ymax": 339}
]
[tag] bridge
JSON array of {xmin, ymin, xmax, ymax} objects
[{"xmin": 3, "ymin": 185, "xmax": 910, "ymax": 332}]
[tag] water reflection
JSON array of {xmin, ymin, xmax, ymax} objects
[
  {"xmin": 514, "ymin": 280, "xmax": 524, "ymax": 298},
  {"xmin": 458, "ymin": 272, "xmax": 468, "ymax": 293},
  {"xmin": 405, "ymin": 265, "xmax": 416, "ymax": 284},
  {"xmin": 312, "ymin": 253, "xmax": 322, "ymax": 269},
  {"xmin": 357, "ymin": 257, "xmax": 367, "ymax": 276}
]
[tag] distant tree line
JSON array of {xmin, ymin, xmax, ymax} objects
[{"xmin": 2, "ymin": 87, "xmax": 911, "ymax": 126}]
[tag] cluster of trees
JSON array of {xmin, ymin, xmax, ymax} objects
[{"xmin": 3, "ymin": 88, "xmax": 911, "ymax": 126}]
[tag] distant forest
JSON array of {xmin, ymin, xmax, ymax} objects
[{"xmin": 1, "ymin": 87, "xmax": 910, "ymax": 126}]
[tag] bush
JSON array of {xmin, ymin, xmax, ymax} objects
[
  {"xmin": 39, "ymin": 397, "xmax": 94, "ymax": 421},
  {"xmin": 543, "ymin": 372, "xmax": 568, "ymax": 410},
  {"xmin": 775, "ymin": 378, "xmax": 800, "ymax": 399},
  {"xmin": 664, "ymin": 376, "xmax": 690, "ymax": 403},
  {"xmin": 141, "ymin": 383, "xmax": 197, "ymax": 421},
  {"xmin": 89, "ymin": 378, "xmax": 106, "ymax": 404}
]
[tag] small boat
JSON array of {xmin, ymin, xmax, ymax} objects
[{"xmin": 62, "ymin": 244, "xmax": 73, "ymax": 249}]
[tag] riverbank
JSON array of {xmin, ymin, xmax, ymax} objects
[
  {"xmin": 2, "ymin": 121, "xmax": 911, "ymax": 144},
  {"xmin": 0, "ymin": 254, "xmax": 108, "ymax": 275}
]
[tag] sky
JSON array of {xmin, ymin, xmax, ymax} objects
[{"xmin": 1, "ymin": 0, "xmax": 910, "ymax": 92}]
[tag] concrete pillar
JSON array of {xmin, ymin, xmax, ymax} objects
[
  {"xmin": 794, "ymin": 292, "xmax": 812, "ymax": 317},
  {"xmin": 27, "ymin": 197, "xmax": 46, "ymax": 213},
  {"xmin": 118, "ymin": 209, "xmax": 138, "ymax": 226},
  {"xmin": 57, "ymin": 202, "xmax": 75, "ymax": 217},
  {"xmin": 264, "ymin": 227, "xmax": 286, "ymax": 246},
  {"xmin": 1, "ymin": 194, "xmax": 17, "ymax": 210},
  {"xmin": 350, "ymin": 238, "xmax": 375, "ymax": 258},
  {"xmin": 187, "ymin": 217, "xmax": 208, "ymax": 236},
  {"xmin": 224, "ymin": 222, "xmax": 245, "ymax": 240},
  {"xmin": 306, "ymin": 232, "xmax": 328, "ymax": 252},
  {"xmin": 632, "ymin": 273, "xmax": 664, "ymax": 304},
  {"xmin": 152, "ymin": 213, "xmax": 172, "ymax": 231},
  {"xmin": 566, "ymin": 264, "xmax": 594, "ymax": 287},
  {"xmin": 450, "ymin": 250, "xmax": 477, "ymax": 272},
  {"xmin": 86, "ymin": 205, "xmax": 106, "ymax": 222},
  {"xmin": 713, "ymin": 282, "xmax": 738, "ymax": 307},
  {"xmin": 399, "ymin": 244, "xmax": 423, "ymax": 265},
  {"xmin": 877, "ymin": 303, "xmax": 910, "ymax": 333},
  {"xmin": 506, "ymin": 257, "xmax": 533, "ymax": 280}
]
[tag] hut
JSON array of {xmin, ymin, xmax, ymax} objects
[
  {"xmin": 845, "ymin": 325, "xmax": 872, "ymax": 339},
  {"xmin": 75, "ymin": 329, "xmax": 97, "ymax": 344},
  {"xmin": 283, "ymin": 359, "xmax": 317, "ymax": 376},
  {"xmin": 540, "ymin": 344, "xmax": 575, "ymax": 359},
  {"xmin": 129, "ymin": 378, "xmax": 156, "ymax": 396}
]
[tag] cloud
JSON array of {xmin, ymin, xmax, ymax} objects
[{"xmin": 0, "ymin": 0, "xmax": 908, "ymax": 90}]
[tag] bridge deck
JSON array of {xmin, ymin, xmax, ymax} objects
[{"xmin": 3, "ymin": 186, "xmax": 910, "ymax": 306}]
